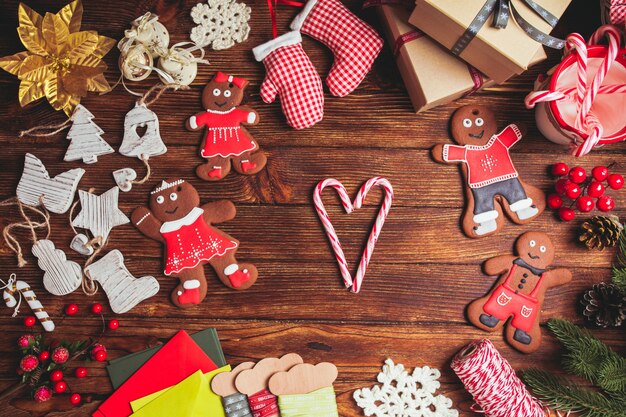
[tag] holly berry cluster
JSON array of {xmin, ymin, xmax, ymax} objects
[
  {"xmin": 547, "ymin": 163, "xmax": 624, "ymax": 221},
  {"xmin": 16, "ymin": 303, "xmax": 118, "ymax": 405}
]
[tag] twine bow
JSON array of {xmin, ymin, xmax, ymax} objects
[
  {"xmin": 0, "ymin": 273, "xmax": 21, "ymax": 316},
  {"xmin": 452, "ymin": 0, "xmax": 565, "ymax": 56}
]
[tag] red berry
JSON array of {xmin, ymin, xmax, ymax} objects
[
  {"xmin": 70, "ymin": 393, "xmax": 82, "ymax": 405},
  {"xmin": 558, "ymin": 207, "xmax": 576, "ymax": 221},
  {"xmin": 94, "ymin": 350, "xmax": 107, "ymax": 362},
  {"xmin": 65, "ymin": 304, "xmax": 79, "ymax": 316},
  {"xmin": 34, "ymin": 386, "xmax": 52, "ymax": 403},
  {"xmin": 607, "ymin": 174, "xmax": 624, "ymax": 190},
  {"xmin": 597, "ymin": 195, "xmax": 615, "ymax": 212},
  {"xmin": 576, "ymin": 196, "xmax": 594, "ymax": 212},
  {"xmin": 19, "ymin": 354, "xmax": 39, "ymax": 372},
  {"xmin": 75, "ymin": 367, "xmax": 88, "ymax": 379},
  {"xmin": 38, "ymin": 351, "xmax": 50, "ymax": 362},
  {"xmin": 552, "ymin": 162, "xmax": 569, "ymax": 176},
  {"xmin": 587, "ymin": 181, "xmax": 605, "ymax": 198},
  {"xmin": 17, "ymin": 334, "xmax": 35, "ymax": 349},
  {"xmin": 592, "ymin": 166, "xmax": 609, "ymax": 181},
  {"xmin": 568, "ymin": 166, "xmax": 587, "ymax": 183},
  {"xmin": 555, "ymin": 178, "xmax": 571, "ymax": 195},
  {"xmin": 24, "ymin": 316, "xmax": 36, "ymax": 327},
  {"xmin": 91, "ymin": 303, "xmax": 103, "ymax": 314},
  {"xmin": 547, "ymin": 194, "xmax": 563, "ymax": 209},
  {"xmin": 53, "ymin": 381, "xmax": 67, "ymax": 394},
  {"xmin": 52, "ymin": 347, "xmax": 69, "ymax": 364},
  {"xmin": 108, "ymin": 319, "xmax": 119, "ymax": 330},
  {"xmin": 565, "ymin": 183, "xmax": 582, "ymax": 199},
  {"xmin": 50, "ymin": 370, "xmax": 64, "ymax": 382},
  {"xmin": 91, "ymin": 343, "xmax": 107, "ymax": 362}
]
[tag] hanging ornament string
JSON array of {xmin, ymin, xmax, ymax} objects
[
  {"xmin": 451, "ymin": 339, "xmax": 546, "ymax": 417},
  {"xmin": 0, "ymin": 197, "xmax": 51, "ymax": 267},
  {"xmin": 266, "ymin": 0, "xmax": 304, "ymax": 39},
  {"xmin": 18, "ymin": 119, "xmax": 73, "ymax": 139}
]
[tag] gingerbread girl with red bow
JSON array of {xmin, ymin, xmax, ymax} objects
[{"xmin": 187, "ymin": 72, "xmax": 267, "ymax": 181}]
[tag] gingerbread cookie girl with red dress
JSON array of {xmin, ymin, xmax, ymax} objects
[
  {"xmin": 131, "ymin": 179, "xmax": 258, "ymax": 308},
  {"xmin": 432, "ymin": 105, "xmax": 545, "ymax": 238},
  {"xmin": 187, "ymin": 72, "xmax": 267, "ymax": 181}
]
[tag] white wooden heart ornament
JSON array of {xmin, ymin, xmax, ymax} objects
[
  {"xmin": 313, "ymin": 177, "xmax": 393, "ymax": 293},
  {"xmin": 32, "ymin": 239, "xmax": 82, "ymax": 296},
  {"xmin": 113, "ymin": 168, "xmax": 138, "ymax": 192},
  {"xmin": 70, "ymin": 233, "xmax": 94, "ymax": 256}
]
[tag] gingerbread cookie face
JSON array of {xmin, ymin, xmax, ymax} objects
[
  {"xmin": 202, "ymin": 76, "xmax": 247, "ymax": 111},
  {"xmin": 450, "ymin": 105, "xmax": 498, "ymax": 146},
  {"xmin": 149, "ymin": 179, "xmax": 200, "ymax": 223},
  {"xmin": 516, "ymin": 231, "xmax": 555, "ymax": 270}
]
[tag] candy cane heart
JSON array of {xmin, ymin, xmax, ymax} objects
[{"xmin": 313, "ymin": 177, "xmax": 393, "ymax": 293}]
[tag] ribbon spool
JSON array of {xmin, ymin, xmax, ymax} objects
[{"xmin": 526, "ymin": 25, "xmax": 626, "ymax": 156}]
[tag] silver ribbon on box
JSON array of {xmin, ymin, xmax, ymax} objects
[{"xmin": 452, "ymin": 0, "xmax": 566, "ymax": 56}]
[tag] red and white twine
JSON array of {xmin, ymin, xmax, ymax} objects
[
  {"xmin": 313, "ymin": 177, "xmax": 393, "ymax": 293},
  {"xmin": 525, "ymin": 25, "xmax": 623, "ymax": 157},
  {"xmin": 451, "ymin": 339, "xmax": 545, "ymax": 417}
]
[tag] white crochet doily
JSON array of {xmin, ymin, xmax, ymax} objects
[
  {"xmin": 190, "ymin": 0, "xmax": 251, "ymax": 50},
  {"xmin": 353, "ymin": 359, "xmax": 459, "ymax": 417}
]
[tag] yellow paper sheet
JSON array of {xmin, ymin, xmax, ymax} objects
[{"xmin": 130, "ymin": 365, "xmax": 232, "ymax": 417}]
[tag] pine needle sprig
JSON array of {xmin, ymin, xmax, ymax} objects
[
  {"xmin": 613, "ymin": 231, "xmax": 626, "ymax": 294},
  {"xmin": 522, "ymin": 369, "xmax": 625, "ymax": 417}
]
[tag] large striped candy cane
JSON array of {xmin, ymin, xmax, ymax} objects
[
  {"xmin": 313, "ymin": 177, "xmax": 394, "ymax": 293},
  {"xmin": 3, "ymin": 274, "xmax": 55, "ymax": 332}
]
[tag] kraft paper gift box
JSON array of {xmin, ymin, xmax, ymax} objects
[
  {"xmin": 409, "ymin": 0, "xmax": 571, "ymax": 83},
  {"xmin": 378, "ymin": 4, "xmax": 496, "ymax": 112}
]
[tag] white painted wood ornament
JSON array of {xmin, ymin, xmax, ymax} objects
[
  {"xmin": 16, "ymin": 153, "xmax": 85, "ymax": 214},
  {"xmin": 72, "ymin": 187, "xmax": 130, "ymax": 243},
  {"xmin": 84, "ymin": 250, "xmax": 160, "ymax": 314},
  {"xmin": 3, "ymin": 274, "xmax": 55, "ymax": 332},
  {"xmin": 113, "ymin": 168, "xmax": 138, "ymax": 192},
  {"xmin": 70, "ymin": 233, "xmax": 95, "ymax": 256},
  {"xmin": 64, "ymin": 104, "xmax": 114, "ymax": 164},
  {"xmin": 119, "ymin": 103, "xmax": 167, "ymax": 158},
  {"xmin": 32, "ymin": 239, "xmax": 82, "ymax": 296}
]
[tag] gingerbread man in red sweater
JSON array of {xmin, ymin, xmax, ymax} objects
[{"xmin": 432, "ymin": 105, "xmax": 545, "ymax": 238}]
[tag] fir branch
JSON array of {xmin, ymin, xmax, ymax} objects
[
  {"xmin": 611, "ymin": 266, "xmax": 626, "ymax": 294},
  {"xmin": 598, "ymin": 356, "xmax": 626, "ymax": 394},
  {"xmin": 522, "ymin": 369, "xmax": 625, "ymax": 417}
]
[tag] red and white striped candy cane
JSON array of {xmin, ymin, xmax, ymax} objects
[
  {"xmin": 2, "ymin": 274, "xmax": 55, "ymax": 332},
  {"xmin": 313, "ymin": 177, "xmax": 394, "ymax": 293}
]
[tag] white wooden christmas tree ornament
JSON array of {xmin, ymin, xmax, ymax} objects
[
  {"xmin": 16, "ymin": 153, "xmax": 85, "ymax": 214},
  {"xmin": 70, "ymin": 233, "xmax": 95, "ymax": 256},
  {"xmin": 32, "ymin": 239, "xmax": 82, "ymax": 296},
  {"xmin": 72, "ymin": 187, "xmax": 130, "ymax": 244},
  {"xmin": 64, "ymin": 104, "xmax": 114, "ymax": 164},
  {"xmin": 112, "ymin": 168, "xmax": 138, "ymax": 192},
  {"xmin": 119, "ymin": 103, "xmax": 167, "ymax": 158},
  {"xmin": 84, "ymin": 249, "xmax": 160, "ymax": 314}
]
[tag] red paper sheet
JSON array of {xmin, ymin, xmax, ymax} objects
[{"xmin": 93, "ymin": 330, "xmax": 217, "ymax": 417}]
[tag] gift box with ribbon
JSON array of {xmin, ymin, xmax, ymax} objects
[
  {"xmin": 409, "ymin": 0, "xmax": 571, "ymax": 83},
  {"xmin": 377, "ymin": 3, "xmax": 496, "ymax": 112}
]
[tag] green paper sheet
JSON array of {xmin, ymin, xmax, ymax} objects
[
  {"xmin": 107, "ymin": 328, "xmax": 226, "ymax": 389},
  {"xmin": 130, "ymin": 365, "xmax": 231, "ymax": 417}
]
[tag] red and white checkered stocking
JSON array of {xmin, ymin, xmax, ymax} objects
[
  {"xmin": 291, "ymin": 0, "xmax": 383, "ymax": 97},
  {"xmin": 253, "ymin": 31, "xmax": 324, "ymax": 130}
]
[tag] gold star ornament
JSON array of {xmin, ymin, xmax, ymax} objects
[{"xmin": 0, "ymin": 0, "xmax": 115, "ymax": 116}]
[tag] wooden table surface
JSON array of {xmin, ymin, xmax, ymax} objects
[{"xmin": 0, "ymin": 0, "xmax": 624, "ymax": 415}]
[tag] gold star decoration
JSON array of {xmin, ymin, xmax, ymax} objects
[{"xmin": 0, "ymin": 0, "xmax": 115, "ymax": 116}]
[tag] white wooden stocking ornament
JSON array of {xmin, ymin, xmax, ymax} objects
[
  {"xmin": 84, "ymin": 250, "xmax": 160, "ymax": 314},
  {"xmin": 32, "ymin": 239, "xmax": 82, "ymax": 296},
  {"xmin": 72, "ymin": 187, "xmax": 130, "ymax": 244},
  {"xmin": 16, "ymin": 153, "xmax": 85, "ymax": 214},
  {"xmin": 64, "ymin": 104, "xmax": 114, "ymax": 164},
  {"xmin": 70, "ymin": 233, "xmax": 95, "ymax": 256}
]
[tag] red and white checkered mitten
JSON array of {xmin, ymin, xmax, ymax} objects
[
  {"xmin": 290, "ymin": 0, "xmax": 383, "ymax": 97},
  {"xmin": 253, "ymin": 31, "xmax": 324, "ymax": 130}
]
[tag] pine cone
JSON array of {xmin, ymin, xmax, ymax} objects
[
  {"xmin": 581, "ymin": 282, "xmax": 626, "ymax": 327},
  {"xmin": 578, "ymin": 215, "xmax": 623, "ymax": 250}
]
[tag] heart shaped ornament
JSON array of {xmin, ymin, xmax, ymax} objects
[
  {"xmin": 113, "ymin": 168, "xmax": 138, "ymax": 192},
  {"xmin": 313, "ymin": 177, "xmax": 393, "ymax": 293},
  {"xmin": 70, "ymin": 233, "xmax": 94, "ymax": 256}
]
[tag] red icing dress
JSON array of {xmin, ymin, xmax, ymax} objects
[
  {"xmin": 160, "ymin": 207, "xmax": 238, "ymax": 275},
  {"xmin": 193, "ymin": 108, "xmax": 257, "ymax": 158}
]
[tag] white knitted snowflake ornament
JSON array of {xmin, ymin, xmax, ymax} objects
[
  {"xmin": 190, "ymin": 0, "xmax": 251, "ymax": 50},
  {"xmin": 353, "ymin": 359, "xmax": 458, "ymax": 417}
]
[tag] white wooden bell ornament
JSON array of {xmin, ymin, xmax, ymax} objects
[{"xmin": 120, "ymin": 103, "xmax": 167, "ymax": 158}]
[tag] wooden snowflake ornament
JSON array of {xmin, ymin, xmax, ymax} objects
[{"xmin": 353, "ymin": 359, "xmax": 458, "ymax": 417}]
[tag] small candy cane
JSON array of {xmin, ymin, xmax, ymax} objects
[
  {"xmin": 2, "ymin": 274, "xmax": 55, "ymax": 332},
  {"xmin": 313, "ymin": 177, "xmax": 394, "ymax": 293}
]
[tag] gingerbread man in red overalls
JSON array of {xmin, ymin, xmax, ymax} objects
[
  {"xmin": 467, "ymin": 231, "xmax": 572, "ymax": 353},
  {"xmin": 187, "ymin": 72, "xmax": 267, "ymax": 181}
]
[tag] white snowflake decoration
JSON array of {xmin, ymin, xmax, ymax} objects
[
  {"xmin": 353, "ymin": 359, "xmax": 458, "ymax": 417},
  {"xmin": 190, "ymin": 0, "xmax": 251, "ymax": 50}
]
